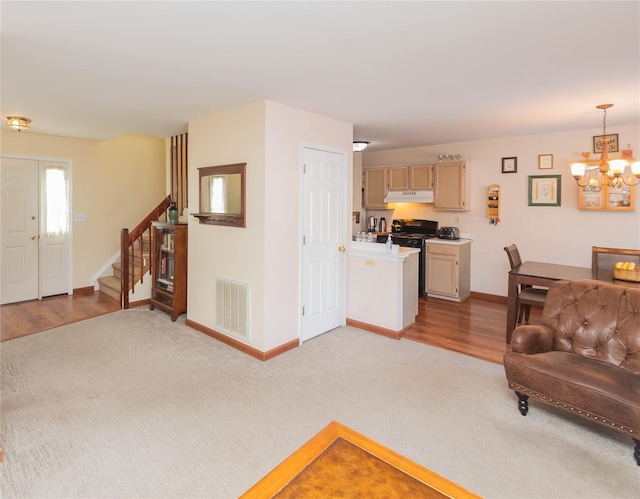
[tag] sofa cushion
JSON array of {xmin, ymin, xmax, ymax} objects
[
  {"xmin": 542, "ymin": 280, "xmax": 640, "ymax": 374},
  {"xmin": 504, "ymin": 350, "xmax": 640, "ymax": 434}
]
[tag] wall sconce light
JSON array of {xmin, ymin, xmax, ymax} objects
[
  {"xmin": 353, "ymin": 141, "xmax": 369, "ymax": 152},
  {"xmin": 6, "ymin": 116, "xmax": 31, "ymax": 131}
]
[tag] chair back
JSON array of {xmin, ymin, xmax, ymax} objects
[
  {"xmin": 592, "ymin": 246, "xmax": 640, "ymax": 275},
  {"xmin": 504, "ymin": 244, "xmax": 523, "ymax": 270}
]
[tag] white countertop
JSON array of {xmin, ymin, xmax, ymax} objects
[
  {"xmin": 425, "ymin": 238, "xmax": 472, "ymax": 246},
  {"xmin": 348, "ymin": 242, "xmax": 419, "ymax": 261}
]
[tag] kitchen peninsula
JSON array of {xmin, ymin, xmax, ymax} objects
[{"xmin": 347, "ymin": 242, "xmax": 419, "ymax": 338}]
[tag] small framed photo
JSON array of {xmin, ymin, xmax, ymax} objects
[
  {"xmin": 593, "ymin": 134, "xmax": 618, "ymax": 153},
  {"xmin": 528, "ymin": 175, "xmax": 561, "ymax": 207},
  {"xmin": 538, "ymin": 154, "xmax": 553, "ymax": 170},
  {"xmin": 502, "ymin": 157, "xmax": 517, "ymax": 173}
]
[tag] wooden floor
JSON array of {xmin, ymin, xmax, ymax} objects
[
  {"xmin": 0, "ymin": 291, "xmax": 121, "ymax": 342},
  {"xmin": 0, "ymin": 292, "xmax": 540, "ymax": 365}
]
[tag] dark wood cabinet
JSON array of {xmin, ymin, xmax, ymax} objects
[{"xmin": 150, "ymin": 222, "xmax": 187, "ymax": 321}]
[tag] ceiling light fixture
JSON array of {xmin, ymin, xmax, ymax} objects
[
  {"xmin": 6, "ymin": 116, "xmax": 31, "ymax": 132},
  {"xmin": 570, "ymin": 104, "xmax": 640, "ymax": 187},
  {"xmin": 353, "ymin": 141, "xmax": 369, "ymax": 152}
]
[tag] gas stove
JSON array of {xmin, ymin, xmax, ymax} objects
[
  {"xmin": 376, "ymin": 219, "xmax": 439, "ymax": 296},
  {"xmin": 390, "ymin": 219, "xmax": 439, "ymax": 239}
]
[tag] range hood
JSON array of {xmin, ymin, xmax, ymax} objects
[{"xmin": 384, "ymin": 190, "xmax": 434, "ymax": 204}]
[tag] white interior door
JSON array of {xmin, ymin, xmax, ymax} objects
[
  {"xmin": 1, "ymin": 158, "xmax": 40, "ymax": 304},
  {"xmin": 301, "ymin": 147, "xmax": 346, "ymax": 342}
]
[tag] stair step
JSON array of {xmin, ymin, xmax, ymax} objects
[
  {"xmin": 112, "ymin": 261, "xmax": 148, "ymax": 281},
  {"xmin": 97, "ymin": 276, "xmax": 121, "ymax": 302}
]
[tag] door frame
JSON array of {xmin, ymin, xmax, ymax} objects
[
  {"xmin": 1, "ymin": 154, "xmax": 73, "ymax": 300},
  {"xmin": 298, "ymin": 143, "xmax": 350, "ymax": 343}
]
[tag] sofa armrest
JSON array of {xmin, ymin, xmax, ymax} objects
[{"xmin": 511, "ymin": 325, "xmax": 554, "ymax": 354}]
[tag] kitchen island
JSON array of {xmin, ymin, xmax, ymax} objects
[{"xmin": 346, "ymin": 242, "xmax": 419, "ymax": 339}]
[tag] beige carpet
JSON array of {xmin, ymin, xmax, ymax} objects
[{"xmin": 1, "ymin": 309, "xmax": 637, "ymax": 498}]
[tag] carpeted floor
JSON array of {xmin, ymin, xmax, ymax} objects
[{"xmin": 1, "ymin": 309, "xmax": 637, "ymax": 498}]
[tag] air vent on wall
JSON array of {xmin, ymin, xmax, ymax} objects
[{"xmin": 215, "ymin": 277, "xmax": 250, "ymax": 341}]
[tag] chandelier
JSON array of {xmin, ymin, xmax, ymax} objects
[{"xmin": 570, "ymin": 104, "xmax": 640, "ymax": 187}]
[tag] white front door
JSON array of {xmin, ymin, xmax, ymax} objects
[
  {"xmin": 1, "ymin": 157, "xmax": 71, "ymax": 304},
  {"xmin": 1, "ymin": 158, "xmax": 40, "ymax": 303},
  {"xmin": 301, "ymin": 147, "xmax": 346, "ymax": 342},
  {"xmin": 39, "ymin": 162, "xmax": 70, "ymax": 297}
]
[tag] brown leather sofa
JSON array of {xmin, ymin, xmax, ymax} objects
[{"xmin": 503, "ymin": 279, "xmax": 640, "ymax": 465}]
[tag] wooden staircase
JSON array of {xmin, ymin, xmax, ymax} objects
[
  {"xmin": 97, "ymin": 235, "xmax": 151, "ymax": 301},
  {"xmin": 97, "ymin": 196, "xmax": 172, "ymax": 308}
]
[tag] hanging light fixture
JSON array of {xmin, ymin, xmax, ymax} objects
[
  {"xmin": 570, "ymin": 104, "xmax": 640, "ymax": 187},
  {"xmin": 6, "ymin": 116, "xmax": 31, "ymax": 131},
  {"xmin": 353, "ymin": 141, "xmax": 369, "ymax": 152}
]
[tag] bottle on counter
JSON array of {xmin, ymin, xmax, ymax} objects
[{"xmin": 386, "ymin": 234, "xmax": 393, "ymax": 252}]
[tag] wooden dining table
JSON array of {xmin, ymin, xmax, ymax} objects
[{"xmin": 506, "ymin": 261, "xmax": 611, "ymax": 344}]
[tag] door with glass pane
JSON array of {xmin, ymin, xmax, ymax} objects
[
  {"xmin": 40, "ymin": 162, "xmax": 70, "ymax": 297},
  {"xmin": 0, "ymin": 157, "xmax": 70, "ymax": 304}
]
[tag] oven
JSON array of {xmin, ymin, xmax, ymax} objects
[{"xmin": 376, "ymin": 219, "xmax": 438, "ymax": 297}]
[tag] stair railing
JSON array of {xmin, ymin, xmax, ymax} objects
[{"xmin": 120, "ymin": 196, "xmax": 172, "ymax": 309}]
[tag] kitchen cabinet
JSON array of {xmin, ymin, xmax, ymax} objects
[
  {"xmin": 433, "ymin": 161, "xmax": 469, "ymax": 211},
  {"xmin": 387, "ymin": 164, "xmax": 434, "ymax": 191},
  {"xmin": 363, "ymin": 167, "xmax": 388, "ymax": 209},
  {"xmin": 410, "ymin": 164, "xmax": 434, "ymax": 190},
  {"xmin": 388, "ymin": 166, "xmax": 409, "ymax": 190},
  {"xmin": 426, "ymin": 240, "xmax": 471, "ymax": 302},
  {"xmin": 150, "ymin": 221, "xmax": 187, "ymax": 321},
  {"xmin": 577, "ymin": 162, "xmax": 635, "ymax": 211}
]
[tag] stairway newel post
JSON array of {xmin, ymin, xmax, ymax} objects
[{"xmin": 120, "ymin": 228, "xmax": 130, "ymax": 310}]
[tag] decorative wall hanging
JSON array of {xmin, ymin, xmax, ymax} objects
[
  {"xmin": 502, "ymin": 157, "xmax": 517, "ymax": 173},
  {"xmin": 528, "ymin": 175, "xmax": 561, "ymax": 207}
]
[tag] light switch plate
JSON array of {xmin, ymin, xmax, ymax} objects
[{"xmin": 74, "ymin": 213, "xmax": 87, "ymax": 222}]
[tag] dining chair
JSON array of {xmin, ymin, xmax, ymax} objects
[
  {"xmin": 504, "ymin": 244, "xmax": 548, "ymax": 325},
  {"xmin": 592, "ymin": 246, "xmax": 640, "ymax": 278}
]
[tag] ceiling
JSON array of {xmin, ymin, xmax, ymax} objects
[{"xmin": 2, "ymin": 1, "xmax": 639, "ymax": 152}]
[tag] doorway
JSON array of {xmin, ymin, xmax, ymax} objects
[
  {"xmin": 300, "ymin": 146, "xmax": 347, "ymax": 342},
  {"xmin": 1, "ymin": 156, "xmax": 71, "ymax": 304}
]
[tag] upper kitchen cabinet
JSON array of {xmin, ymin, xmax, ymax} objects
[
  {"xmin": 434, "ymin": 161, "xmax": 470, "ymax": 211},
  {"xmin": 409, "ymin": 164, "xmax": 434, "ymax": 190},
  {"xmin": 388, "ymin": 166, "xmax": 409, "ymax": 190},
  {"xmin": 363, "ymin": 167, "xmax": 388, "ymax": 209},
  {"xmin": 387, "ymin": 164, "xmax": 433, "ymax": 191}
]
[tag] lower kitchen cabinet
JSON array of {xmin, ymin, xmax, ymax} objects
[{"xmin": 426, "ymin": 241, "xmax": 471, "ymax": 302}]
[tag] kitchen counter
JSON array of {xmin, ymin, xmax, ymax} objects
[
  {"xmin": 424, "ymin": 238, "xmax": 472, "ymax": 246},
  {"xmin": 347, "ymin": 242, "xmax": 419, "ymax": 337}
]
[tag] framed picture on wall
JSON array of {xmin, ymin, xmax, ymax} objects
[
  {"xmin": 502, "ymin": 157, "xmax": 517, "ymax": 173},
  {"xmin": 593, "ymin": 134, "xmax": 618, "ymax": 153},
  {"xmin": 528, "ymin": 175, "xmax": 561, "ymax": 207},
  {"xmin": 538, "ymin": 154, "xmax": 553, "ymax": 170}
]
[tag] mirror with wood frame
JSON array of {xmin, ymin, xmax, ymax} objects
[{"xmin": 192, "ymin": 163, "xmax": 246, "ymax": 227}]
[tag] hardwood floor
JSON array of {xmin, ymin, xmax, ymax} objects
[
  {"xmin": 0, "ymin": 291, "xmax": 121, "ymax": 342},
  {"xmin": 1, "ymin": 292, "xmax": 538, "ymax": 365}
]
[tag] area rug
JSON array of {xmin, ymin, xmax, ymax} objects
[{"xmin": 0, "ymin": 309, "xmax": 637, "ymax": 498}]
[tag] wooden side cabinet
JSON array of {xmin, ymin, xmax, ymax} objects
[
  {"xmin": 426, "ymin": 241, "xmax": 471, "ymax": 302},
  {"xmin": 150, "ymin": 221, "xmax": 187, "ymax": 321}
]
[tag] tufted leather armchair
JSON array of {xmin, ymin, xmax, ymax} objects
[{"xmin": 503, "ymin": 279, "xmax": 640, "ymax": 465}]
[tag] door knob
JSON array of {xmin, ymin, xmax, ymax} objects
[
  {"xmin": 30, "ymin": 235, "xmax": 38, "ymax": 240},
  {"xmin": 338, "ymin": 246, "xmax": 346, "ymax": 253}
]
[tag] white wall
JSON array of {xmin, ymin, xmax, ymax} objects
[
  {"xmin": 187, "ymin": 101, "xmax": 352, "ymax": 352},
  {"xmin": 363, "ymin": 124, "xmax": 640, "ymax": 297}
]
